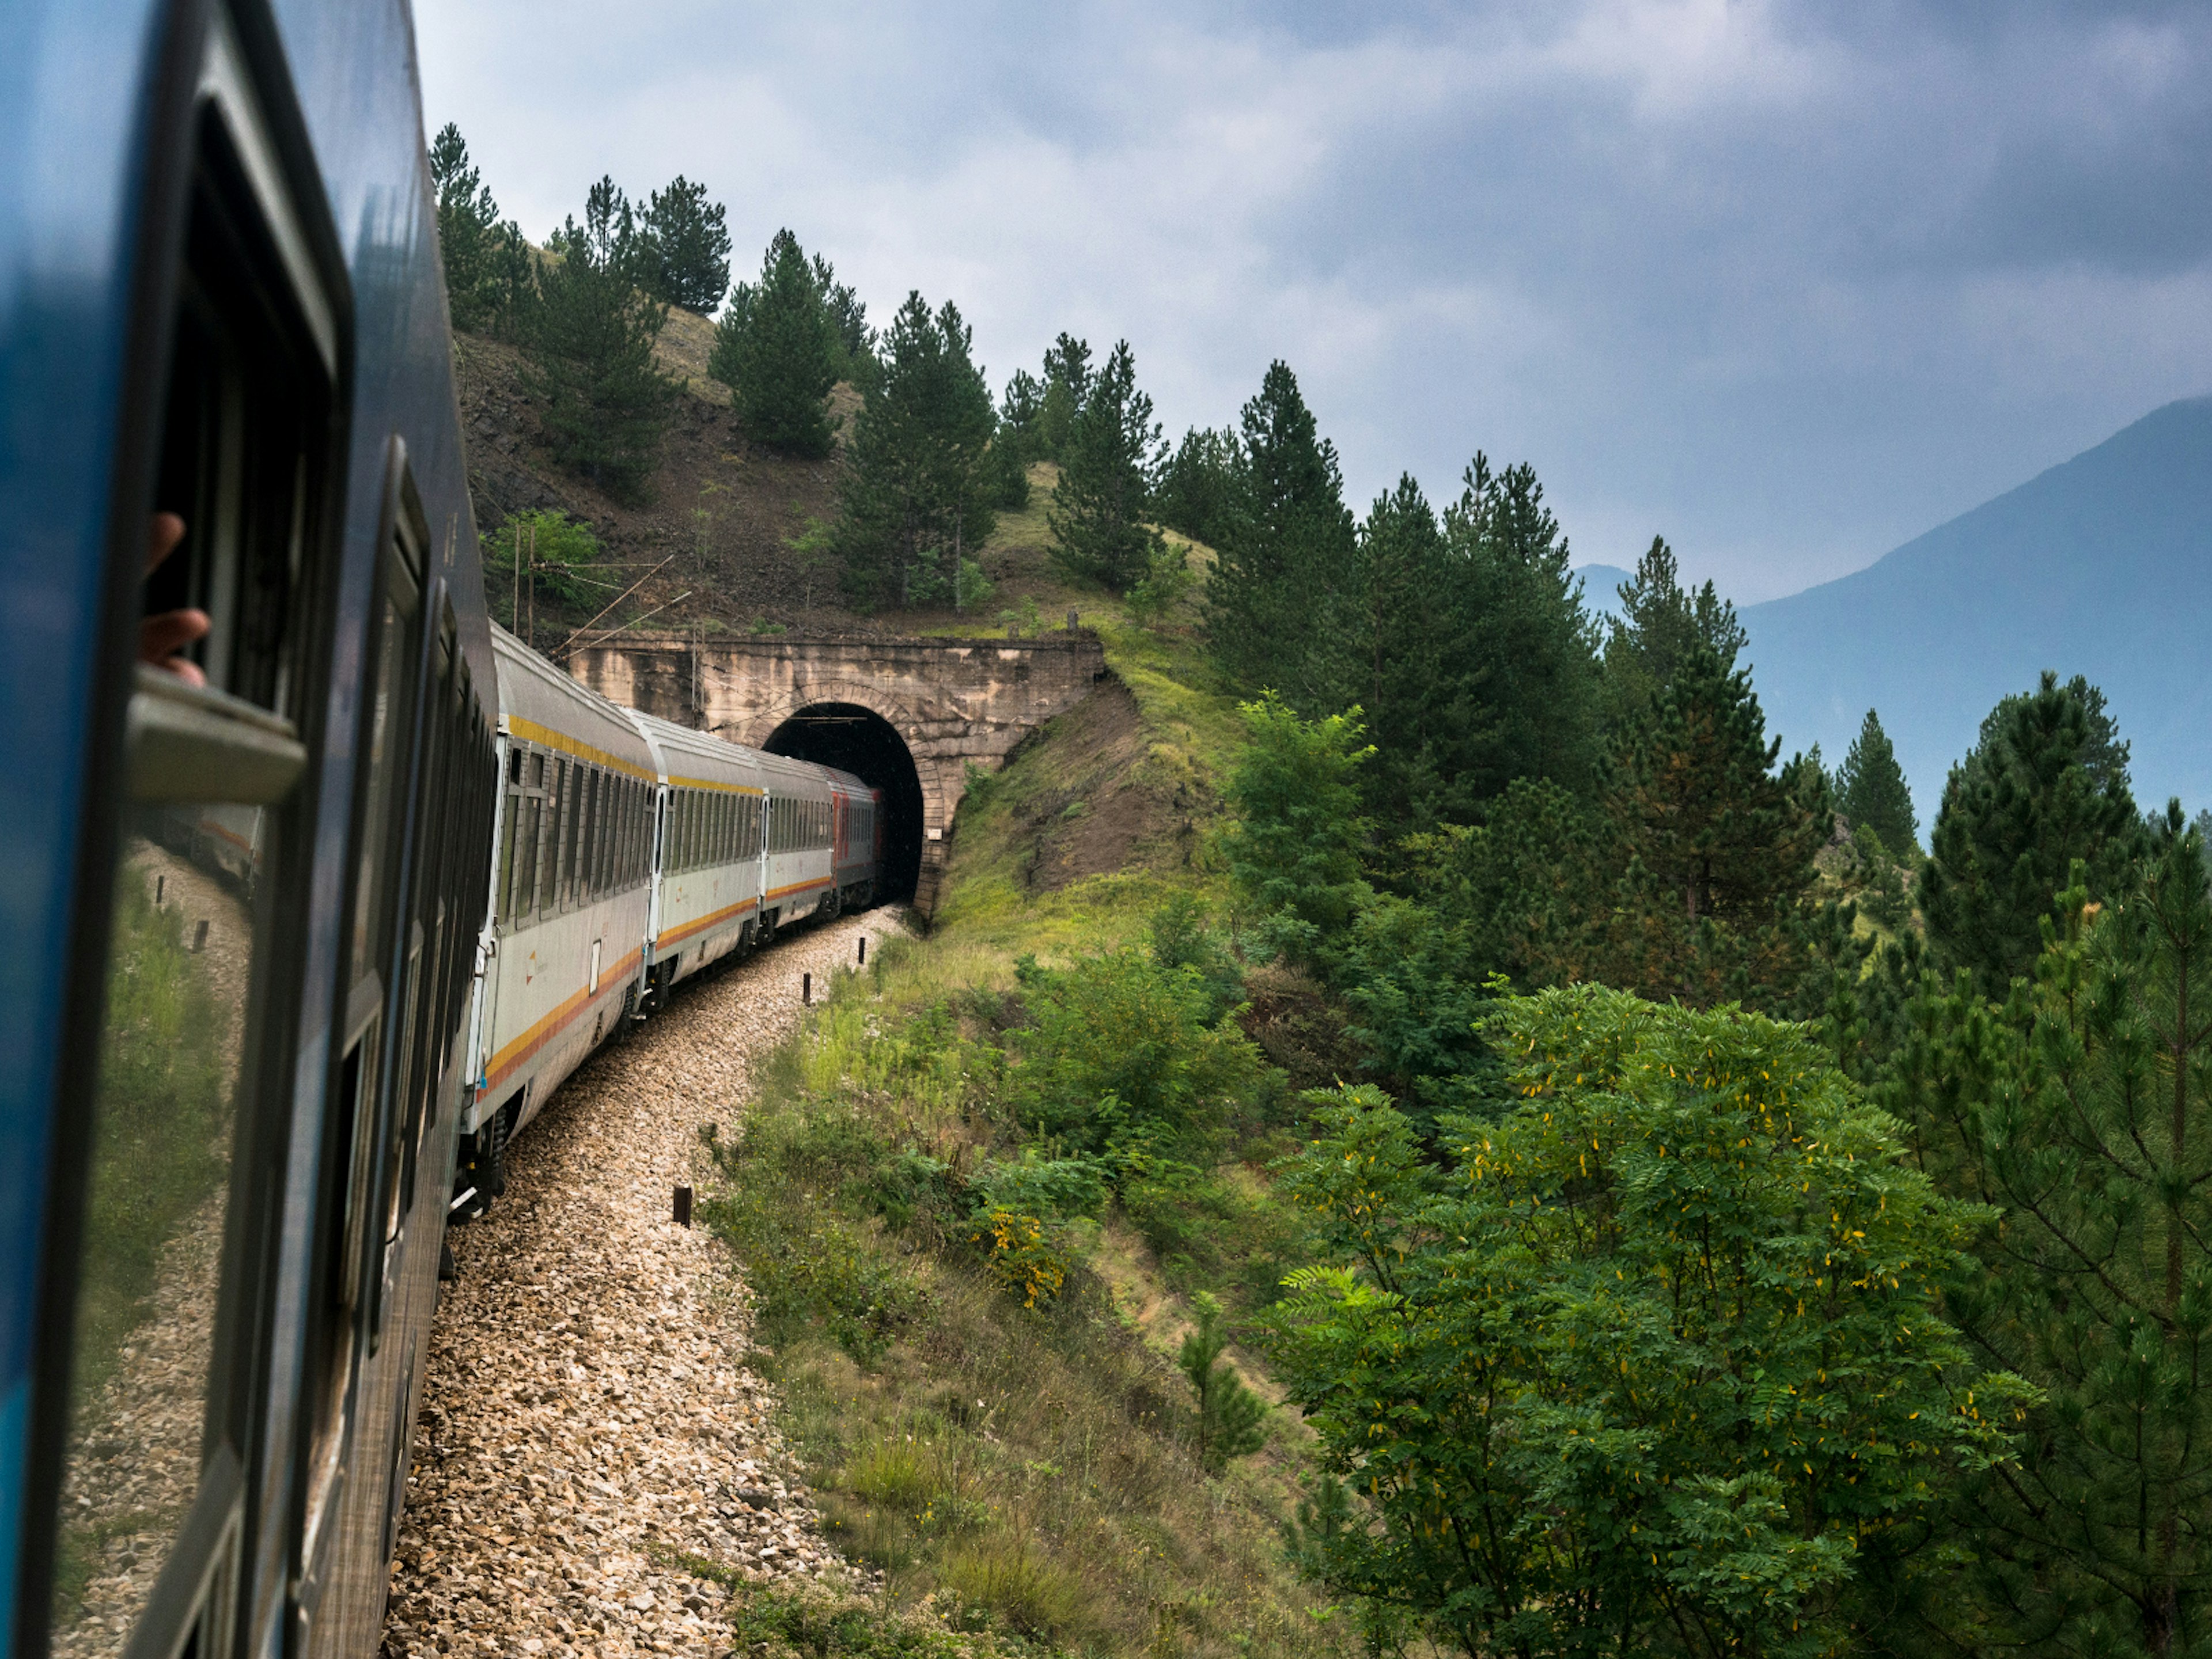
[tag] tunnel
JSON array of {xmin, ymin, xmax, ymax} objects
[{"xmin": 763, "ymin": 703, "xmax": 925, "ymax": 901}]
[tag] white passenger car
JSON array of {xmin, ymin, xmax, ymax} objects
[
  {"xmin": 465, "ymin": 627, "xmax": 657, "ymax": 1166},
  {"xmin": 453, "ymin": 626, "xmax": 885, "ymax": 1210}
]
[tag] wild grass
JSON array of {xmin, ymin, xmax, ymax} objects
[{"xmin": 702, "ymin": 961, "xmax": 1344, "ymax": 1659}]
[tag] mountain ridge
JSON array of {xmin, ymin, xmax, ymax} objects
[{"xmin": 1741, "ymin": 395, "xmax": 2212, "ymax": 816}]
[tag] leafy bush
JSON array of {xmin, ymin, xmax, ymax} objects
[
  {"xmin": 1331, "ymin": 891, "xmax": 1495, "ymax": 1126},
  {"xmin": 702, "ymin": 1105, "xmax": 926, "ymax": 1363},
  {"xmin": 1266, "ymin": 990, "xmax": 2036, "ymax": 1658},
  {"xmin": 1146, "ymin": 893, "xmax": 1244, "ymax": 1022},
  {"xmin": 485, "ymin": 509, "xmax": 603, "ymax": 609},
  {"xmin": 967, "ymin": 1209, "xmax": 1067, "ymax": 1309},
  {"xmin": 1224, "ymin": 694, "xmax": 1372, "ymax": 962},
  {"xmin": 1009, "ymin": 947, "xmax": 1265, "ymax": 1160},
  {"xmin": 721, "ymin": 1581, "xmax": 1032, "ymax": 1658}
]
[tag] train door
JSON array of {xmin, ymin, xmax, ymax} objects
[{"xmin": 26, "ymin": 13, "xmax": 348, "ymax": 1659}]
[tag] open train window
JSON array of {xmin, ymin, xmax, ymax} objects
[{"xmin": 42, "ymin": 11, "xmax": 342, "ymax": 1659}]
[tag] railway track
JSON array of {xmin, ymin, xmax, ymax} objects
[{"xmin": 381, "ymin": 912, "xmax": 891, "ymax": 1658}]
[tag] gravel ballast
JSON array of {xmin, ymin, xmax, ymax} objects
[{"xmin": 381, "ymin": 912, "xmax": 888, "ymax": 1658}]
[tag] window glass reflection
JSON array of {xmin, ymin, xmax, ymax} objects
[{"xmin": 51, "ymin": 802, "xmax": 266, "ymax": 1659}]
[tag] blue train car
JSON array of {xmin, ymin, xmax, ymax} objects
[{"xmin": 0, "ymin": 3, "xmax": 495, "ymax": 1658}]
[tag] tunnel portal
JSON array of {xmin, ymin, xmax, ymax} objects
[
  {"xmin": 564, "ymin": 631, "xmax": 1107, "ymax": 915},
  {"xmin": 763, "ymin": 703, "xmax": 925, "ymax": 901}
]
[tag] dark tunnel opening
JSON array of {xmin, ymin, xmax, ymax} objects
[{"xmin": 763, "ymin": 703, "xmax": 924, "ymax": 901}]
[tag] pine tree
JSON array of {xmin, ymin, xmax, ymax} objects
[
  {"xmin": 1155, "ymin": 425, "xmax": 1242, "ymax": 550},
  {"xmin": 834, "ymin": 291, "xmax": 998, "ymax": 610},
  {"xmin": 991, "ymin": 369, "xmax": 1046, "ymax": 508},
  {"xmin": 1922, "ymin": 670, "xmax": 2143, "ymax": 993},
  {"xmin": 709, "ymin": 229, "xmax": 838, "ymax": 457},
  {"xmin": 1177, "ymin": 1293, "xmax": 1270, "ymax": 1473},
  {"xmin": 427, "ymin": 124, "xmax": 531, "ymax": 336},
  {"xmin": 633, "ymin": 176, "xmax": 731, "ymax": 313},
  {"xmin": 1835, "ymin": 708, "xmax": 1917, "ymax": 853},
  {"xmin": 525, "ymin": 177, "xmax": 672, "ymax": 502},
  {"xmin": 808, "ymin": 253, "xmax": 873, "ymax": 380},
  {"xmin": 1326, "ymin": 457, "xmax": 1603, "ymax": 831},
  {"xmin": 1037, "ymin": 333, "xmax": 1091, "ymax": 460},
  {"xmin": 1590, "ymin": 639, "xmax": 1828, "ymax": 1007},
  {"xmin": 1440, "ymin": 454, "xmax": 1605, "ymax": 804},
  {"xmin": 1334, "ymin": 475, "xmax": 1452, "ymax": 824},
  {"xmin": 1880, "ymin": 817, "xmax": 2212, "ymax": 1655},
  {"xmin": 1046, "ymin": 339, "xmax": 1165, "ymax": 593},
  {"xmin": 1203, "ymin": 361, "xmax": 1355, "ymax": 706},
  {"xmin": 1602, "ymin": 535, "xmax": 1747, "ymax": 717}
]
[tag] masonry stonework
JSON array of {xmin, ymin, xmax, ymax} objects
[{"xmin": 566, "ymin": 631, "xmax": 1107, "ymax": 912}]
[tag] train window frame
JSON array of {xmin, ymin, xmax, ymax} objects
[
  {"xmin": 30, "ymin": 6, "xmax": 357, "ymax": 1659},
  {"xmin": 304, "ymin": 444, "xmax": 430, "ymax": 1605}
]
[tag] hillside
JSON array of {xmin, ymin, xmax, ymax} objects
[
  {"xmin": 453, "ymin": 316, "xmax": 866, "ymax": 640},
  {"xmin": 1742, "ymin": 396, "xmax": 2212, "ymax": 812}
]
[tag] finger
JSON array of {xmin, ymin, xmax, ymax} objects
[
  {"xmin": 145, "ymin": 512, "xmax": 186, "ymax": 574},
  {"xmin": 141, "ymin": 608, "xmax": 211, "ymax": 681}
]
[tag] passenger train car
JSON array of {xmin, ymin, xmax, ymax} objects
[
  {"xmin": 454, "ymin": 629, "xmax": 881, "ymax": 1205},
  {"xmin": 1, "ymin": 7, "xmax": 882, "ymax": 1659}
]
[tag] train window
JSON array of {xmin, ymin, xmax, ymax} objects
[
  {"xmin": 497, "ymin": 760, "xmax": 518, "ymax": 926},
  {"xmin": 564, "ymin": 760, "xmax": 582, "ymax": 907},
  {"xmin": 593, "ymin": 774, "xmax": 610, "ymax": 902},
  {"xmin": 580, "ymin": 768, "xmax": 594, "ymax": 897},
  {"xmin": 516, "ymin": 753, "xmax": 543, "ymax": 921},
  {"xmin": 562, "ymin": 765, "xmax": 579, "ymax": 915},
  {"xmin": 48, "ymin": 13, "xmax": 345, "ymax": 1652},
  {"xmin": 589, "ymin": 770, "xmax": 605, "ymax": 896},
  {"xmin": 618, "ymin": 778, "xmax": 632, "ymax": 886},
  {"xmin": 598, "ymin": 771, "xmax": 614, "ymax": 893},
  {"xmin": 577, "ymin": 768, "xmax": 596, "ymax": 904}
]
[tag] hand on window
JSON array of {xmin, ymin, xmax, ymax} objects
[{"xmin": 141, "ymin": 512, "xmax": 210, "ymax": 687}]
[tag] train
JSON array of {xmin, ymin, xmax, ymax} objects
[
  {"xmin": 0, "ymin": 7, "xmax": 882, "ymax": 1659},
  {"xmin": 458, "ymin": 627, "xmax": 880, "ymax": 1210}
]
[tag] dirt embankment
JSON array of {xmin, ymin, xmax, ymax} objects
[{"xmin": 453, "ymin": 330, "xmax": 866, "ymax": 641}]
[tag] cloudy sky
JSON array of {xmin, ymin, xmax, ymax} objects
[{"xmin": 415, "ymin": 0, "xmax": 2212, "ymax": 602}]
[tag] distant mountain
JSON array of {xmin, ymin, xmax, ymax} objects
[
  {"xmin": 1742, "ymin": 396, "xmax": 2212, "ymax": 821},
  {"xmin": 1576, "ymin": 563, "xmax": 1634, "ymax": 623}
]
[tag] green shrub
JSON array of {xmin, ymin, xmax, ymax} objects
[
  {"xmin": 1009, "ymin": 947, "xmax": 1265, "ymax": 1161},
  {"xmin": 1224, "ymin": 694, "xmax": 1372, "ymax": 963},
  {"xmin": 485, "ymin": 508, "xmax": 603, "ymax": 609},
  {"xmin": 702, "ymin": 1118, "xmax": 924, "ymax": 1366},
  {"xmin": 1266, "ymin": 991, "xmax": 2036, "ymax": 1657}
]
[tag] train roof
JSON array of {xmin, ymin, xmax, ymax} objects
[
  {"xmin": 623, "ymin": 708, "xmax": 767, "ymax": 794},
  {"xmin": 622, "ymin": 707, "xmax": 870, "ymax": 798},
  {"xmin": 491, "ymin": 624, "xmax": 658, "ymax": 782}
]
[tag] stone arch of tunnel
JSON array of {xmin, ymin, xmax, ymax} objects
[{"xmin": 762, "ymin": 703, "xmax": 926, "ymax": 901}]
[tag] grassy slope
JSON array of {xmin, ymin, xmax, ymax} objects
[{"xmin": 700, "ymin": 479, "xmax": 1363, "ymax": 1658}]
